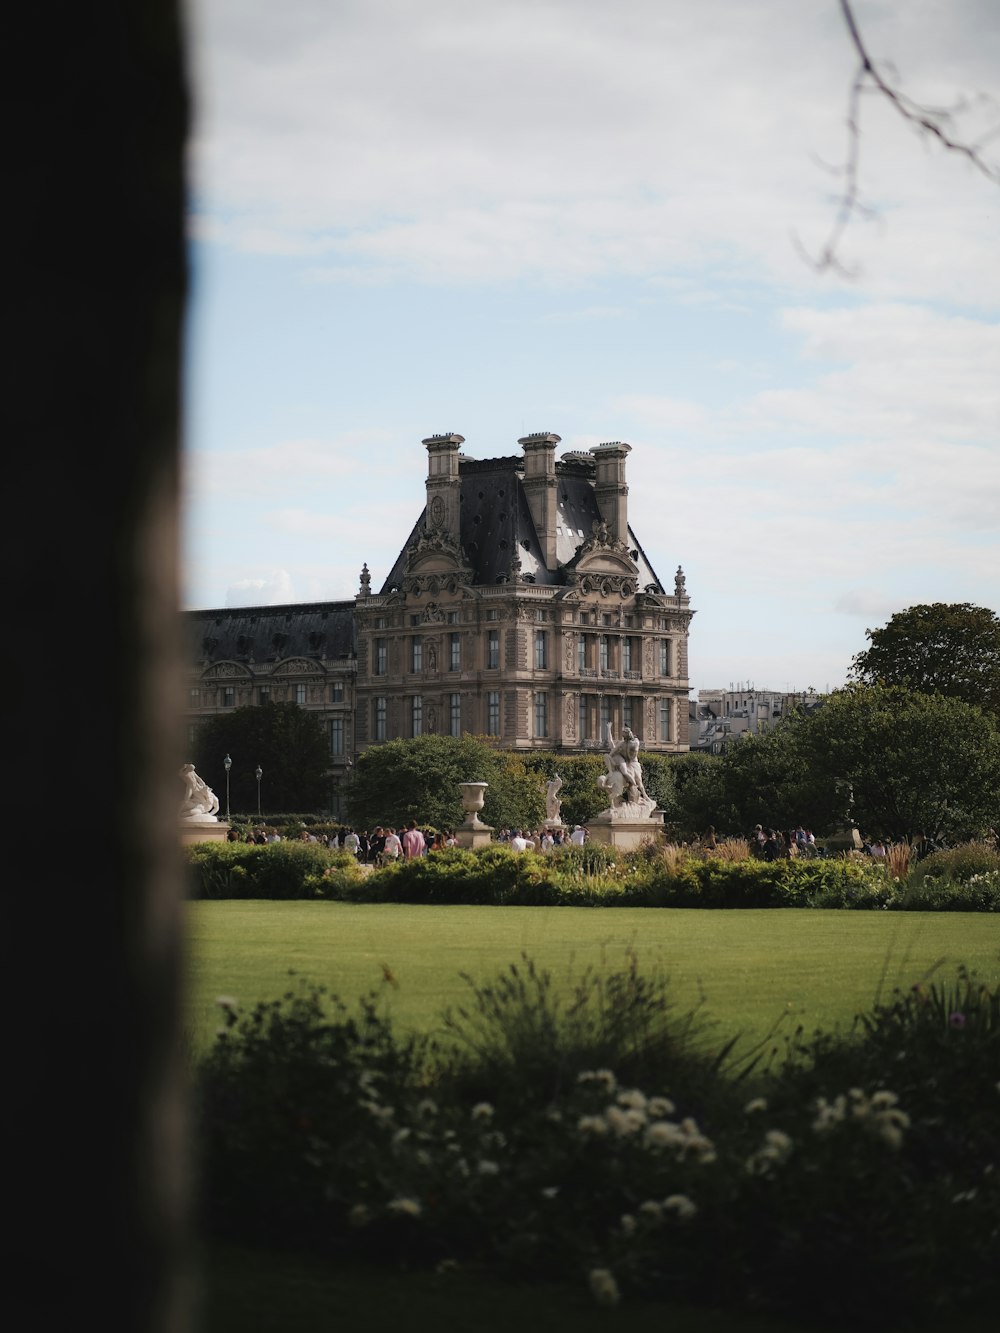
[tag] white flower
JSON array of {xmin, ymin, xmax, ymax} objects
[
  {"xmin": 638, "ymin": 1200, "xmax": 663, "ymax": 1222},
  {"xmin": 416, "ymin": 1098, "xmax": 438, "ymax": 1118},
  {"xmin": 647, "ymin": 1096, "xmax": 676, "ymax": 1117},
  {"xmin": 746, "ymin": 1128, "xmax": 794, "ymax": 1175},
  {"xmin": 471, "ymin": 1102, "xmax": 494, "ymax": 1121},
  {"xmin": 744, "ymin": 1098, "xmax": 768, "ymax": 1114},
  {"xmin": 392, "ymin": 1127, "xmax": 411, "ymax": 1145},
  {"xmin": 577, "ymin": 1069, "xmax": 617, "ymax": 1092},
  {"xmin": 588, "ymin": 1268, "xmax": 620, "ymax": 1308},
  {"xmin": 541, "ymin": 1186, "xmax": 559, "ymax": 1199},
  {"xmin": 663, "ymin": 1194, "xmax": 697, "ymax": 1220},
  {"xmin": 619, "ymin": 1214, "xmax": 636, "ymax": 1235},
  {"xmin": 605, "ymin": 1105, "xmax": 645, "ymax": 1136},
  {"xmin": 387, "ymin": 1196, "xmax": 422, "ymax": 1218},
  {"xmin": 477, "ymin": 1159, "xmax": 500, "ymax": 1175},
  {"xmin": 617, "ymin": 1087, "xmax": 648, "ymax": 1110},
  {"xmin": 577, "ymin": 1114, "xmax": 608, "ymax": 1136},
  {"xmin": 348, "ymin": 1203, "xmax": 371, "ymax": 1227},
  {"xmin": 645, "ymin": 1120, "xmax": 683, "ymax": 1149}
]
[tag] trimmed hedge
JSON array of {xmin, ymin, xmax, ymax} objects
[{"xmin": 183, "ymin": 842, "xmax": 1000, "ymax": 910}]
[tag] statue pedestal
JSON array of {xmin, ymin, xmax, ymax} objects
[
  {"xmin": 455, "ymin": 816, "xmax": 494, "ymax": 850},
  {"xmin": 180, "ymin": 819, "xmax": 231, "ymax": 846},
  {"xmin": 585, "ymin": 804, "xmax": 664, "ymax": 850}
]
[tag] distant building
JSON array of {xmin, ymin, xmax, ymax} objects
[
  {"xmin": 689, "ymin": 686, "xmax": 825, "ymax": 754},
  {"xmin": 184, "ymin": 433, "xmax": 694, "ymax": 814}
]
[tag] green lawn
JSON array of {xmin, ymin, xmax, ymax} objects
[{"xmin": 185, "ymin": 902, "xmax": 1000, "ymax": 1061}]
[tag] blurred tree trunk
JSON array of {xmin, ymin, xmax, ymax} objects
[{"xmin": 9, "ymin": 3, "xmax": 192, "ymax": 1330}]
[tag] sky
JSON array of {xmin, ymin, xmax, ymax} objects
[{"xmin": 181, "ymin": 0, "xmax": 1000, "ymax": 697}]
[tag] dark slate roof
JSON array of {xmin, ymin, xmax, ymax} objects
[
  {"xmin": 184, "ymin": 601, "xmax": 357, "ymax": 665},
  {"xmin": 380, "ymin": 453, "xmax": 665, "ymax": 592}
]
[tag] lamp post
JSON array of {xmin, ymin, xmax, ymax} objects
[
  {"xmin": 255, "ymin": 764, "xmax": 262, "ymax": 818},
  {"xmin": 224, "ymin": 753, "xmax": 232, "ymax": 822}
]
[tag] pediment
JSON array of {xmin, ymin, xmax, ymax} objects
[
  {"xmin": 572, "ymin": 547, "xmax": 638, "ymax": 577},
  {"xmin": 272, "ymin": 658, "xmax": 317, "ymax": 676},
  {"xmin": 202, "ymin": 661, "xmax": 253, "ymax": 679}
]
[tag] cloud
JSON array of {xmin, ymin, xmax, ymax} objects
[
  {"xmin": 225, "ymin": 570, "xmax": 296, "ymax": 607},
  {"xmin": 186, "ymin": 0, "xmax": 1000, "ymax": 300}
]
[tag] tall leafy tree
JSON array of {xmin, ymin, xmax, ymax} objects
[
  {"xmin": 849, "ymin": 603, "xmax": 1000, "ymax": 719},
  {"xmin": 797, "ymin": 685, "xmax": 1000, "ymax": 843},
  {"xmin": 191, "ymin": 703, "xmax": 333, "ymax": 815},
  {"xmin": 347, "ymin": 734, "xmax": 545, "ymax": 833}
]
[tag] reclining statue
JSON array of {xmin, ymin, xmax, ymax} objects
[{"xmin": 179, "ymin": 763, "xmax": 220, "ymax": 820}]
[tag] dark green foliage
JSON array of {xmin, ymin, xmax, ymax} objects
[
  {"xmin": 519, "ymin": 752, "xmax": 611, "ymax": 826},
  {"xmin": 185, "ymin": 841, "xmax": 364, "ymax": 900},
  {"xmin": 191, "ymin": 703, "xmax": 334, "ymax": 814},
  {"xmin": 194, "ymin": 960, "xmax": 1000, "ymax": 1327},
  {"xmin": 849, "ymin": 601, "xmax": 1000, "ymax": 719},
  {"xmin": 347, "ymin": 734, "xmax": 545, "ymax": 833}
]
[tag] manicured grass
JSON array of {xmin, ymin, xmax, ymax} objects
[
  {"xmin": 201, "ymin": 1243, "xmax": 883, "ymax": 1333},
  {"xmin": 185, "ymin": 902, "xmax": 1000, "ymax": 1061}
]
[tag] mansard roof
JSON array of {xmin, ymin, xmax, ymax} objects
[
  {"xmin": 184, "ymin": 601, "xmax": 357, "ymax": 666},
  {"xmin": 380, "ymin": 452, "xmax": 665, "ymax": 593}
]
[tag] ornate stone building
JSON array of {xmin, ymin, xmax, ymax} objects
[{"xmin": 184, "ymin": 433, "xmax": 694, "ymax": 815}]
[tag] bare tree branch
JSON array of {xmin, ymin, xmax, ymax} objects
[{"xmin": 802, "ymin": 0, "xmax": 1000, "ymax": 273}]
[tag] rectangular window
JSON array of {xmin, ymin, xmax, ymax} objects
[
  {"xmin": 534, "ymin": 608, "xmax": 548, "ymax": 622},
  {"xmin": 188, "ymin": 723, "xmax": 199, "ymax": 745},
  {"xmin": 330, "ymin": 717, "xmax": 344, "ymax": 757},
  {"xmin": 600, "ymin": 696, "xmax": 611, "ymax": 731},
  {"xmin": 579, "ymin": 694, "xmax": 588, "ymax": 741},
  {"xmin": 599, "ymin": 636, "xmax": 610, "ymax": 671},
  {"xmin": 623, "ymin": 697, "xmax": 633, "ymax": 730},
  {"xmin": 374, "ymin": 696, "xmax": 387, "ymax": 741},
  {"xmin": 295, "ymin": 684, "xmax": 307, "ymax": 705},
  {"xmin": 375, "ymin": 638, "xmax": 387, "ymax": 675},
  {"xmin": 411, "ymin": 695, "xmax": 423, "ymax": 737},
  {"xmin": 534, "ymin": 629, "xmax": 547, "ymax": 670},
  {"xmin": 447, "ymin": 610, "xmax": 460, "ymax": 624},
  {"xmin": 487, "ymin": 629, "xmax": 500, "ymax": 669},
  {"xmin": 375, "ymin": 616, "xmax": 387, "ymax": 629},
  {"xmin": 449, "ymin": 632, "xmax": 461, "ymax": 671},
  {"xmin": 222, "ymin": 686, "xmax": 235, "ymax": 708},
  {"xmin": 410, "ymin": 614, "xmax": 421, "ymax": 626},
  {"xmin": 534, "ymin": 691, "xmax": 548, "ymax": 738},
  {"xmin": 411, "ymin": 637, "xmax": 423, "ymax": 673},
  {"xmin": 487, "ymin": 690, "xmax": 500, "ymax": 736},
  {"xmin": 329, "ymin": 682, "xmax": 344, "ymax": 703},
  {"xmin": 659, "ymin": 639, "xmax": 670, "ymax": 677},
  {"xmin": 578, "ymin": 635, "xmax": 587, "ymax": 671},
  {"xmin": 622, "ymin": 638, "xmax": 633, "ymax": 672},
  {"xmin": 450, "ymin": 692, "xmax": 462, "ymax": 737},
  {"xmin": 659, "ymin": 699, "xmax": 671, "ymax": 742},
  {"xmin": 188, "ymin": 687, "xmax": 200, "ymax": 707},
  {"xmin": 485, "ymin": 608, "xmax": 498, "ymax": 621},
  {"xmin": 258, "ymin": 686, "xmax": 270, "ymax": 706}
]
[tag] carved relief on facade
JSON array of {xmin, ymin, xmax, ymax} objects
[
  {"xmin": 564, "ymin": 693, "xmax": 576, "ymax": 739},
  {"xmin": 427, "ymin": 702, "xmax": 437, "ymax": 732},
  {"xmin": 564, "ymin": 631, "xmax": 576, "ymax": 671},
  {"xmin": 426, "ymin": 640, "xmax": 438, "ymax": 671},
  {"xmin": 643, "ymin": 640, "xmax": 654, "ymax": 676},
  {"xmin": 646, "ymin": 697, "xmax": 656, "ymax": 733},
  {"xmin": 272, "ymin": 658, "xmax": 314, "ymax": 675}
]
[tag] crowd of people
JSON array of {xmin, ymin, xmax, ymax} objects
[{"xmin": 228, "ymin": 819, "xmax": 591, "ymax": 860}]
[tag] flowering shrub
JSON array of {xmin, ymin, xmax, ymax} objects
[{"xmin": 195, "ymin": 959, "xmax": 999, "ymax": 1327}]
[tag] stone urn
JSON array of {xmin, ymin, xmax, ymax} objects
[
  {"xmin": 459, "ymin": 781, "xmax": 488, "ymax": 823},
  {"xmin": 456, "ymin": 781, "xmax": 493, "ymax": 849}
]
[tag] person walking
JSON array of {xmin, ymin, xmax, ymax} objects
[
  {"xmin": 401, "ymin": 820, "xmax": 426, "ymax": 859},
  {"xmin": 381, "ymin": 827, "xmax": 402, "ymax": 862}
]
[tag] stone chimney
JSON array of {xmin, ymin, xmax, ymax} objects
[
  {"xmin": 422, "ymin": 433, "xmax": 464, "ymax": 546},
  {"xmin": 592, "ymin": 441, "xmax": 631, "ymax": 542},
  {"xmin": 519, "ymin": 431, "xmax": 561, "ymax": 569}
]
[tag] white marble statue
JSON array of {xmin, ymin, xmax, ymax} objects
[
  {"xmin": 597, "ymin": 726, "xmax": 649, "ymax": 808},
  {"xmin": 180, "ymin": 763, "xmax": 220, "ymax": 821},
  {"xmin": 545, "ymin": 774, "xmax": 563, "ymax": 823}
]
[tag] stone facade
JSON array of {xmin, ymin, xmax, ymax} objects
[{"xmin": 183, "ymin": 434, "xmax": 694, "ymax": 814}]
